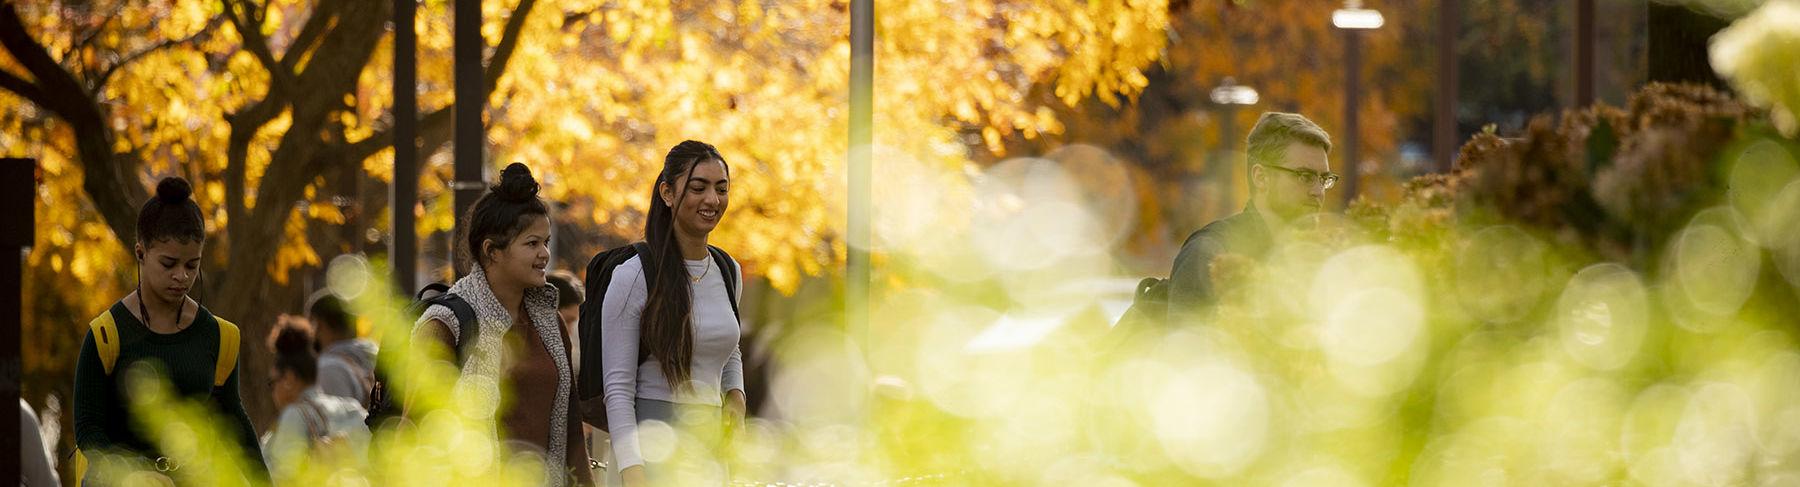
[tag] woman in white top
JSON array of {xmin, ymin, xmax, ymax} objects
[{"xmin": 601, "ymin": 140, "xmax": 747, "ymax": 486}]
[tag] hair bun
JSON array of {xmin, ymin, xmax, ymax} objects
[
  {"xmin": 155, "ymin": 177, "xmax": 193, "ymax": 204},
  {"xmin": 494, "ymin": 163, "xmax": 540, "ymax": 202},
  {"xmin": 268, "ymin": 314, "xmax": 316, "ymax": 356}
]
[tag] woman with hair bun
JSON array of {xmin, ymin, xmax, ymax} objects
[
  {"xmin": 409, "ymin": 163, "xmax": 591, "ymax": 486},
  {"xmin": 72, "ymin": 176, "xmax": 269, "ymax": 484},
  {"xmin": 261, "ymin": 315, "xmax": 370, "ymax": 482}
]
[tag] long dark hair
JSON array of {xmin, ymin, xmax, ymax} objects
[
  {"xmin": 641, "ymin": 140, "xmax": 728, "ymax": 389},
  {"xmin": 461, "ymin": 163, "xmax": 549, "ymax": 271}
]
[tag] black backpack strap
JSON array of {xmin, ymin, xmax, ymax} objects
[
  {"xmin": 414, "ymin": 282, "xmax": 452, "ymax": 301},
  {"xmin": 707, "ymin": 245, "xmax": 741, "ymax": 319},
  {"xmin": 425, "ymin": 293, "xmax": 480, "ymax": 368}
]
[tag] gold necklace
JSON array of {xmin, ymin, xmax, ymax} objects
[{"xmin": 691, "ymin": 257, "xmax": 710, "ymax": 283}]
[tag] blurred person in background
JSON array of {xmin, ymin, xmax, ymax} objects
[
  {"xmin": 307, "ymin": 290, "xmax": 378, "ymax": 407},
  {"xmin": 20, "ymin": 398, "xmax": 60, "ymax": 486},
  {"xmin": 262, "ymin": 315, "xmax": 370, "ymax": 481},
  {"xmin": 548, "ymin": 270, "xmax": 585, "ymax": 368},
  {"xmin": 549, "ymin": 269, "xmax": 607, "ymax": 476}
]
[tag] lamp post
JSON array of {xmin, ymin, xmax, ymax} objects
[
  {"xmin": 1333, "ymin": 0, "xmax": 1383, "ymax": 205},
  {"xmin": 452, "ymin": 0, "xmax": 484, "ymax": 276},
  {"xmin": 848, "ymin": 0, "xmax": 873, "ymax": 355},
  {"xmin": 1209, "ymin": 77, "xmax": 1259, "ymax": 214},
  {"xmin": 1574, "ymin": 0, "xmax": 1594, "ymax": 107},
  {"xmin": 1435, "ymin": 0, "xmax": 1459, "ymax": 172},
  {"xmin": 392, "ymin": 0, "xmax": 418, "ymax": 292}
]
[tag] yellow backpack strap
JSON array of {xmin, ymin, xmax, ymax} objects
[
  {"xmin": 73, "ymin": 449, "xmax": 89, "ymax": 484},
  {"xmin": 215, "ymin": 318, "xmax": 241, "ymax": 387},
  {"xmin": 88, "ymin": 311, "xmax": 121, "ymax": 375}
]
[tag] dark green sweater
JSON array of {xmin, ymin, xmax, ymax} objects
[{"xmin": 73, "ymin": 302, "xmax": 269, "ymax": 482}]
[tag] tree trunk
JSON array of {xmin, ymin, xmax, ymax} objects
[{"xmin": 214, "ymin": 0, "xmax": 393, "ymax": 427}]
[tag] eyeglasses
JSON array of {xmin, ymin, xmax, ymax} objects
[{"xmin": 1262, "ymin": 164, "xmax": 1340, "ymax": 189}]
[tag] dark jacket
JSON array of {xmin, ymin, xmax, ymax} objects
[{"xmin": 1166, "ymin": 206, "xmax": 1273, "ymax": 323}]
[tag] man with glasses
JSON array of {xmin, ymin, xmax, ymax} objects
[{"xmin": 1167, "ymin": 111, "xmax": 1335, "ymax": 324}]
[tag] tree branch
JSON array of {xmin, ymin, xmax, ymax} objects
[
  {"xmin": 0, "ymin": 68, "xmax": 49, "ymax": 108},
  {"xmin": 563, "ymin": 5, "xmax": 603, "ymax": 27},
  {"xmin": 346, "ymin": 0, "xmax": 540, "ymax": 163},
  {"xmin": 0, "ymin": 3, "xmax": 142, "ymax": 249},
  {"xmin": 92, "ymin": 15, "xmax": 224, "ymax": 89},
  {"xmin": 223, "ymin": 0, "xmax": 299, "ymax": 91},
  {"xmin": 280, "ymin": 0, "xmax": 341, "ymax": 73},
  {"xmin": 222, "ymin": 0, "xmax": 336, "ymax": 227},
  {"xmin": 68, "ymin": 0, "xmax": 129, "ymax": 63},
  {"xmin": 236, "ymin": 0, "xmax": 390, "ymax": 236}
]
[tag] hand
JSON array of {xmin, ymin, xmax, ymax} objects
[
  {"xmin": 723, "ymin": 389, "xmax": 747, "ymax": 434},
  {"xmin": 621, "ymin": 465, "xmax": 647, "ymax": 487}
]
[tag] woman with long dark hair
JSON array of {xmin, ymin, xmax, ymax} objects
[
  {"xmin": 600, "ymin": 140, "xmax": 747, "ymax": 486},
  {"xmin": 410, "ymin": 163, "xmax": 590, "ymax": 486},
  {"xmin": 72, "ymin": 177, "xmax": 268, "ymax": 484}
]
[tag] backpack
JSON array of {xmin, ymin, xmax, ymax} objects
[
  {"xmin": 576, "ymin": 242, "xmax": 739, "ymax": 432},
  {"xmin": 1111, "ymin": 277, "xmax": 1169, "ymax": 332},
  {"xmin": 73, "ymin": 307, "xmax": 240, "ymax": 481},
  {"xmin": 363, "ymin": 283, "xmax": 480, "ymax": 428}
]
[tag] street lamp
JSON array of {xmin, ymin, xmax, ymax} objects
[
  {"xmin": 1333, "ymin": 1, "xmax": 1386, "ymax": 29},
  {"xmin": 1333, "ymin": 0, "xmax": 1383, "ymax": 205},
  {"xmin": 1210, "ymin": 77, "xmax": 1258, "ymax": 214},
  {"xmin": 1210, "ymin": 78, "xmax": 1260, "ymax": 106}
]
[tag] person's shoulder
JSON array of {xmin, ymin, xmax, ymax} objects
[
  {"xmin": 96, "ymin": 301, "xmax": 128, "ymax": 322},
  {"xmin": 274, "ymin": 402, "xmax": 308, "ymax": 426},
  {"xmin": 605, "ymin": 254, "xmax": 648, "ymax": 293},
  {"xmin": 315, "ymin": 393, "xmax": 367, "ymax": 415},
  {"xmin": 1180, "ymin": 218, "xmax": 1235, "ymax": 252},
  {"xmin": 318, "ymin": 350, "xmax": 353, "ymax": 368},
  {"xmin": 350, "ymin": 338, "xmax": 379, "ymax": 356},
  {"xmin": 615, "ymin": 253, "xmax": 645, "ymax": 273},
  {"xmin": 1190, "ymin": 212, "xmax": 1265, "ymax": 245},
  {"xmin": 85, "ymin": 302, "xmax": 125, "ymax": 336},
  {"xmin": 196, "ymin": 305, "xmax": 229, "ymax": 334},
  {"xmin": 1206, "ymin": 211, "xmax": 1260, "ymax": 234},
  {"xmin": 713, "ymin": 247, "xmax": 741, "ymax": 273}
]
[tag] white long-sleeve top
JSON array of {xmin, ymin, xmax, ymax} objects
[{"xmin": 601, "ymin": 253, "xmax": 745, "ymax": 472}]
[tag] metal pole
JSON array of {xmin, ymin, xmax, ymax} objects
[
  {"xmin": 452, "ymin": 0, "xmax": 484, "ymax": 276},
  {"xmin": 1574, "ymin": 0, "xmax": 1594, "ymax": 107},
  {"xmin": 1217, "ymin": 107, "xmax": 1236, "ymax": 214},
  {"xmin": 0, "ymin": 159, "xmax": 32, "ymax": 444},
  {"xmin": 848, "ymin": 0, "xmax": 873, "ymax": 342},
  {"xmin": 1341, "ymin": 29, "xmax": 1362, "ymax": 205},
  {"xmin": 1435, "ymin": 0, "xmax": 1459, "ymax": 171},
  {"xmin": 392, "ymin": 0, "xmax": 418, "ymax": 292}
]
